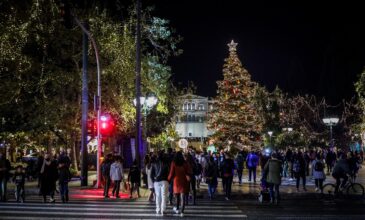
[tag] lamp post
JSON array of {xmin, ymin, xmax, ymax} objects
[
  {"xmin": 283, "ymin": 127, "xmax": 293, "ymax": 132},
  {"xmin": 134, "ymin": 93, "xmax": 158, "ymax": 154},
  {"xmin": 322, "ymin": 117, "xmax": 339, "ymax": 148},
  {"xmin": 268, "ymin": 131, "xmax": 273, "ymax": 146}
]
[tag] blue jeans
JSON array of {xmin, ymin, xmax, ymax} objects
[
  {"xmin": 0, "ymin": 178, "xmax": 7, "ymax": 201},
  {"xmin": 248, "ymin": 167, "xmax": 257, "ymax": 182},
  {"xmin": 208, "ymin": 183, "xmax": 217, "ymax": 198},
  {"xmin": 59, "ymin": 182, "xmax": 69, "ymax": 201},
  {"xmin": 268, "ymin": 183, "xmax": 280, "ymax": 201}
]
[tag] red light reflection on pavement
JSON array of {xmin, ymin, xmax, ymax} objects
[{"xmin": 70, "ymin": 188, "xmax": 130, "ymax": 200}]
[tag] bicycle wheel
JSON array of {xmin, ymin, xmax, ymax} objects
[
  {"xmin": 321, "ymin": 183, "xmax": 336, "ymax": 200},
  {"xmin": 347, "ymin": 183, "xmax": 365, "ymax": 199}
]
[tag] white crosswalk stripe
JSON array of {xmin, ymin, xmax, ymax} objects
[{"xmin": 0, "ymin": 197, "xmax": 247, "ymax": 219}]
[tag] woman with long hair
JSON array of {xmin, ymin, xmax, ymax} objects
[{"xmin": 168, "ymin": 151, "xmax": 192, "ymax": 217}]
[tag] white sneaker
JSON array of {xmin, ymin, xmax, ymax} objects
[
  {"xmin": 315, "ymin": 187, "xmax": 319, "ymax": 192},
  {"xmin": 173, "ymin": 207, "xmax": 180, "ymax": 214},
  {"xmin": 156, "ymin": 210, "xmax": 160, "ymax": 215},
  {"xmin": 161, "ymin": 211, "xmax": 164, "ymax": 216},
  {"xmin": 180, "ymin": 213, "xmax": 184, "ymax": 217}
]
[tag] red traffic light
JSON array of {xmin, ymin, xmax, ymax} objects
[{"xmin": 100, "ymin": 114, "xmax": 115, "ymax": 136}]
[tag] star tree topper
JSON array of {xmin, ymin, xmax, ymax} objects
[{"xmin": 228, "ymin": 40, "xmax": 238, "ymax": 52}]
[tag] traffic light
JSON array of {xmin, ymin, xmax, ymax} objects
[
  {"xmin": 87, "ymin": 119, "xmax": 96, "ymax": 137},
  {"xmin": 59, "ymin": 0, "xmax": 73, "ymax": 29},
  {"xmin": 100, "ymin": 114, "xmax": 115, "ymax": 137}
]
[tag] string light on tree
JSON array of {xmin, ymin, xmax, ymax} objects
[{"xmin": 208, "ymin": 40, "xmax": 263, "ymax": 148}]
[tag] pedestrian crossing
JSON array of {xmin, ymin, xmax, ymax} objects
[{"xmin": 0, "ymin": 196, "xmax": 247, "ymax": 219}]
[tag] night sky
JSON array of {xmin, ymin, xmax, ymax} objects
[{"xmin": 150, "ymin": 1, "xmax": 365, "ymax": 104}]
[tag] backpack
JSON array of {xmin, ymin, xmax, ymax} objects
[
  {"xmin": 314, "ymin": 161, "xmax": 324, "ymax": 171},
  {"xmin": 194, "ymin": 163, "xmax": 202, "ymax": 176},
  {"xmin": 293, "ymin": 160, "xmax": 301, "ymax": 173}
]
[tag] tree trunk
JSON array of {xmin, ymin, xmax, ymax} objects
[{"xmin": 71, "ymin": 132, "xmax": 79, "ymax": 172}]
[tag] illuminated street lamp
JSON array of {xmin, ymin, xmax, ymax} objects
[
  {"xmin": 322, "ymin": 117, "xmax": 339, "ymax": 148},
  {"xmin": 283, "ymin": 127, "xmax": 293, "ymax": 132},
  {"xmin": 268, "ymin": 131, "xmax": 273, "ymax": 146},
  {"xmin": 134, "ymin": 93, "xmax": 158, "ymax": 153}
]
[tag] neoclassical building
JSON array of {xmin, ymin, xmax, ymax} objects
[{"xmin": 175, "ymin": 94, "xmax": 214, "ymax": 142}]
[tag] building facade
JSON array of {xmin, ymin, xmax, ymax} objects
[{"xmin": 175, "ymin": 94, "xmax": 214, "ymax": 142}]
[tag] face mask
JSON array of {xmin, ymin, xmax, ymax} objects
[{"xmin": 45, "ymin": 158, "xmax": 50, "ymax": 161}]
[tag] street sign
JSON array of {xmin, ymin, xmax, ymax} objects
[{"xmin": 178, "ymin": 139, "xmax": 188, "ymax": 149}]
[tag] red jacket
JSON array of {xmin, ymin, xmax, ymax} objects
[{"xmin": 168, "ymin": 161, "xmax": 192, "ymax": 194}]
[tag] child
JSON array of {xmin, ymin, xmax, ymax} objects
[
  {"xmin": 58, "ymin": 162, "xmax": 72, "ymax": 203},
  {"xmin": 13, "ymin": 165, "xmax": 26, "ymax": 203}
]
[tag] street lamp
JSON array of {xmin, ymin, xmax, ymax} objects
[
  {"xmin": 134, "ymin": 93, "xmax": 158, "ymax": 153},
  {"xmin": 322, "ymin": 117, "xmax": 339, "ymax": 148},
  {"xmin": 268, "ymin": 131, "xmax": 273, "ymax": 146}
]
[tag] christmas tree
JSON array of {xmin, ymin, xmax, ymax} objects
[{"xmin": 209, "ymin": 40, "xmax": 263, "ymax": 147}]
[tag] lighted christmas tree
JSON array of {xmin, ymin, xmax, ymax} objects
[{"xmin": 209, "ymin": 40, "xmax": 263, "ymax": 147}]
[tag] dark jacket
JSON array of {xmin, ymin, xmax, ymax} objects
[
  {"xmin": 128, "ymin": 165, "xmax": 141, "ymax": 184},
  {"xmin": 0, "ymin": 158, "xmax": 11, "ymax": 180},
  {"xmin": 235, "ymin": 154, "xmax": 244, "ymax": 170},
  {"xmin": 12, "ymin": 172, "xmax": 26, "ymax": 185},
  {"xmin": 332, "ymin": 159, "xmax": 350, "ymax": 176},
  {"xmin": 58, "ymin": 165, "xmax": 72, "ymax": 183},
  {"xmin": 151, "ymin": 159, "xmax": 169, "ymax": 182},
  {"xmin": 221, "ymin": 158, "xmax": 235, "ymax": 177},
  {"xmin": 204, "ymin": 161, "xmax": 218, "ymax": 185}
]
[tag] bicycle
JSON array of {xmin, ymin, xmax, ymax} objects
[{"xmin": 321, "ymin": 174, "xmax": 365, "ymax": 200}]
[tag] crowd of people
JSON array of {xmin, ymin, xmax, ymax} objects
[
  {"xmin": 0, "ymin": 146, "xmax": 363, "ymax": 217},
  {"xmin": 0, "ymin": 150, "xmax": 72, "ymax": 203}
]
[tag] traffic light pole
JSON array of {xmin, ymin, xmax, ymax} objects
[
  {"xmin": 80, "ymin": 22, "xmax": 89, "ymax": 187},
  {"xmin": 60, "ymin": 0, "xmax": 102, "ymax": 188},
  {"xmin": 72, "ymin": 17, "xmax": 102, "ymax": 188},
  {"xmin": 135, "ymin": 0, "xmax": 142, "ymax": 167}
]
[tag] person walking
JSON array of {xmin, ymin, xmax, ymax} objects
[
  {"xmin": 221, "ymin": 153, "xmax": 235, "ymax": 200},
  {"xmin": 235, "ymin": 152, "xmax": 244, "ymax": 185},
  {"xmin": 168, "ymin": 151, "xmax": 192, "ymax": 217},
  {"xmin": 101, "ymin": 154, "xmax": 113, "ymax": 198},
  {"xmin": 128, "ymin": 159, "xmax": 141, "ymax": 199},
  {"xmin": 293, "ymin": 151, "xmax": 307, "ymax": 192},
  {"xmin": 40, "ymin": 154, "xmax": 58, "ymax": 203},
  {"xmin": 58, "ymin": 161, "xmax": 72, "ymax": 203},
  {"xmin": 151, "ymin": 152, "xmax": 170, "ymax": 216},
  {"xmin": 146, "ymin": 155, "xmax": 155, "ymax": 202},
  {"xmin": 325, "ymin": 149, "xmax": 337, "ymax": 174},
  {"xmin": 311, "ymin": 154, "xmax": 325, "ymax": 192},
  {"xmin": 186, "ymin": 153, "xmax": 198, "ymax": 205},
  {"xmin": 0, "ymin": 152, "xmax": 11, "ymax": 202},
  {"xmin": 13, "ymin": 165, "xmax": 26, "ymax": 203},
  {"xmin": 264, "ymin": 152, "xmax": 282, "ymax": 204},
  {"xmin": 110, "ymin": 156, "xmax": 124, "ymax": 198},
  {"xmin": 246, "ymin": 151, "xmax": 259, "ymax": 183},
  {"xmin": 205, "ymin": 156, "xmax": 218, "ymax": 200}
]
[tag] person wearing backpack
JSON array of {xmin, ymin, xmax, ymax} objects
[
  {"xmin": 311, "ymin": 154, "xmax": 325, "ymax": 192},
  {"xmin": 293, "ymin": 151, "xmax": 307, "ymax": 192},
  {"xmin": 101, "ymin": 154, "xmax": 113, "ymax": 198}
]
